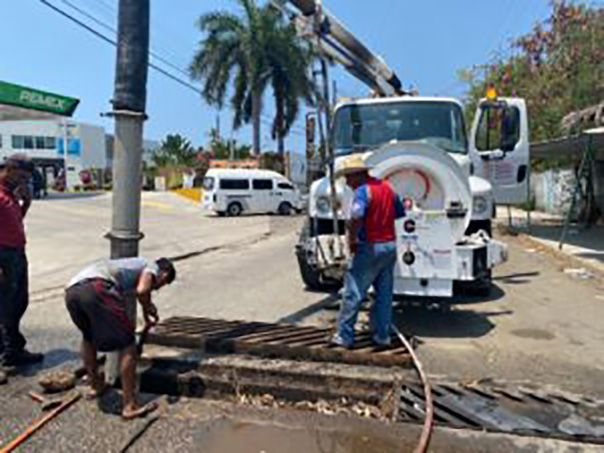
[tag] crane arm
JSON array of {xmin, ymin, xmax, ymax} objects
[{"xmin": 286, "ymin": 0, "xmax": 404, "ymax": 96}]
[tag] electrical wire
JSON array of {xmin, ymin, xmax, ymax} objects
[{"xmin": 39, "ymin": 0, "xmax": 308, "ymax": 137}]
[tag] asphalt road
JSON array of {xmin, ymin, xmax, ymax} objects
[{"xmin": 17, "ymin": 192, "xmax": 604, "ymax": 398}]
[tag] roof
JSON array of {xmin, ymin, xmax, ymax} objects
[
  {"xmin": 335, "ymin": 95, "xmax": 464, "ymax": 111},
  {"xmin": 0, "ymin": 81, "xmax": 79, "ymax": 120},
  {"xmin": 205, "ymin": 168, "xmax": 287, "ymax": 178},
  {"xmin": 531, "ymin": 133, "xmax": 604, "ymax": 160}
]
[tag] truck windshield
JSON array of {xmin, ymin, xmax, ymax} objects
[{"xmin": 333, "ymin": 101, "xmax": 468, "ymax": 155}]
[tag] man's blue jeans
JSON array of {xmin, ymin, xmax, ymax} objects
[{"xmin": 336, "ymin": 241, "xmax": 397, "ymax": 347}]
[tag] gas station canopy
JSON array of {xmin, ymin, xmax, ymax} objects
[{"xmin": 0, "ymin": 80, "xmax": 79, "ymax": 121}]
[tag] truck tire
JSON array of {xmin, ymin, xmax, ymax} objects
[
  {"xmin": 278, "ymin": 202, "xmax": 293, "ymax": 216},
  {"xmin": 296, "ymin": 219, "xmax": 326, "ymax": 291},
  {"xmin": 227, "ymin": 202, "xmax": 243, "ymax": 217},
  {"xmin": 455, "ymin": 270, "xmax": 492, "ymax": 296}
]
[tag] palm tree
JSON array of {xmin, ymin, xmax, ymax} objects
[
  {"xmin": 265, "ymin": 15, "xmax": 316, "ymax": 155},
  {"xmin": 190, "ymin": 0, "xmax": 315, "ymax": 156},
  {"xmin": 152, "ymin": 134, "xmax": 196, "ymax": 167}
]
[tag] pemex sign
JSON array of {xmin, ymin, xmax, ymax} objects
[{"xmin": 0, "ymin": 81, "xmax": 79, "ymax": 117}]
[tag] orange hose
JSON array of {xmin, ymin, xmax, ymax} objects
[{"xmin": 392, "ymin": 325, "xmax": 434, "ymax": 453}]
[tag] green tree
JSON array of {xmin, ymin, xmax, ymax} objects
[
  {"xmin": 461, "ymin": 1, "xmax": 603, "ymax": 142},
  {"xmin": 152, "ymin": 134, "xmax": 197, "ymax": 167},
  {"xmin": 207, "ymin": 128, "xmax": 252, "ymax": 160},
  {"xmin": 263, "ymin": 7, "xmax": 316, "ymax": 155},
  {"xmin": 190, "ymin": 0, "xmax": 315, "ymax": 156}
]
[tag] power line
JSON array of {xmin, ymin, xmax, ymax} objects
[
  {"xmin": 59, "ymin": 0, "xmax": 192, "ymax": 79},
  {"xmin": 39, "ymin": 0, "xmax": 205, "ymax": 95},
  {"xmin": 39, "ymin": 0, "xmax": 308, "ymax": 136}
]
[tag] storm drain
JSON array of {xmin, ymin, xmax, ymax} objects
[
  {"xmin": 147, "ymin": 316, "xmax": 412, "ymax": 368},
  {"xmin": 398, "ymin": 382, "xmax": 604, "ymax": 444}
]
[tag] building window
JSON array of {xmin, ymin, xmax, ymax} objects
[
  {"xmin": 12, "ymin": 135, "xmax": 24, "ymax": 149},
  {"xmin": 35, "ymin": 136, "xmax": 46, "ymax": 149},
  {"xmin": 45, "ymin": 137, "xmax": 57, "ymax": 150},
  {"xmin": 0, "ymin": 135, "xmax": 2, "ymax": 149},
  {"xmin": 23, "ymin": 136, "xmax": 34, "ymax": 149},
  {"xmin": 252, "ymin": 179, "xmax": 273, "ymax": 190}
]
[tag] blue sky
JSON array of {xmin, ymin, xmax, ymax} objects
[{"xmin": 2, "ymin": 0, "xmax": 558, "ymax": 151}]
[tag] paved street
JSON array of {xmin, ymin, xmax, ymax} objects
[{"xmin": 17, "ymin": 192, "xmax": 604, "ymax": 398}]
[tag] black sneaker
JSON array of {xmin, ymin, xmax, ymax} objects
[{"xmin": 4, "ymin": 350, "xmax": 44, "ymax": 367}]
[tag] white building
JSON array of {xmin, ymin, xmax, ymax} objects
[
  {"xmin": 0, "ymin": 119, "xmax": 161, "ymax": 190},
  {"xmin": 0, "ymin": 119, "xmax": 106, "ymax": 189}
]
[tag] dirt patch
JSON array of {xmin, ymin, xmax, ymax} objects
[
  {"xmin": 193, "ymin": 417, "xmax": 402, "ymax": 453},
  {"xmin": 510, "ymin": 328, "xmax": 556, "ymax": 341}
]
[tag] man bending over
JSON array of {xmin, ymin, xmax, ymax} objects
[{"xmin": 65, "ymin": 257, "xmax": 175, "ymax": 419}]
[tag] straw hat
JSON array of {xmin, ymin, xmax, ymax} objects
[{"xmin": 334, "ymin": 153, "xmax": 371, "ymax": 177}]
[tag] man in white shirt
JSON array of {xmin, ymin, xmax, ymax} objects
[{"xmin": 65, "ymin": 257, "xmax": 175, "ymax": 419}]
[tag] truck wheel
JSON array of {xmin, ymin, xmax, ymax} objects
[
  {"xmin": 296, "ymin": 248, "xmax": 324, "ymax": 290},
  {"xmin": 456, "ymin": 270, "xmax": 492, "ymax": 296},
  {"xmin": 296, "ymin": 219, "xmax": 326, "ymax": 291},
  {"xmin": 278, "ymin": 202, "xmax": 292, "ymax": 216},
  {"xmin": 227, "ymin": 202, "xmax": 243, "ymax": 217}
]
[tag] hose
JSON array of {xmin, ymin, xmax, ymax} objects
[{"xmin": 392, "ymin": 324, "xmax": 434, "ymax": 453}]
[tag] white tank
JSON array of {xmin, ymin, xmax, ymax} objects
[{"xmin": 366, "ymin": 142, "xmax": 473, "ymax": 243}]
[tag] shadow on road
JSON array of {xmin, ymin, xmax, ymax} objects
[
  {"xmin": 42, "ymin": 192, "xmax": 105, "ymax": 201},
  {"xmin": 277, "ymin": 293, "xmax": 339, "ymax": 324},
  {"xmin": 17, "ymin": 348, "xmax": 80, "ymax": 378},
  {"xmin": 524, "ymin": 223, "xmax": 604, "ymax": 264},
  {"xmin": 493, "ymin": 271, "xmax": 541, "ymax": 285},
  {"xmin": 394, "ymin": 307, "xmax": 513, "ymax": 339}
]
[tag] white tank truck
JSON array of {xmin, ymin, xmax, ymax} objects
[{"xmin": 283, "ymin": 0, "xmax": 530, "ymax": 300}]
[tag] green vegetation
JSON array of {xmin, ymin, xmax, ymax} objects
[
  {"xmin": 152, "ymin": 134, "xmax": 197, "ymax": 167},
  {"xmin": 207, "ymin": 128, "xmax": 253, "ymax": 160},
  {"xmin": 190, "ymin": 0, "xmax": 315, "ymax": 156},
  {"xmin": 463, "ymin": 1, "xmax": 603, "ymax": 143}
]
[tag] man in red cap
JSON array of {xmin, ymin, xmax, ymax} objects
[{"xmin": 0, "ymin": 154, "xmax": 43, "ymax": 382}]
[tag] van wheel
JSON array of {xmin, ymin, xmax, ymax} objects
[
  {"xmin": 278, "ymin": 202, "xmax": 292, "ymax": 216},
  {"xmin": 227, "ymin": 202, "xmax": 243, "ymax": 217}
]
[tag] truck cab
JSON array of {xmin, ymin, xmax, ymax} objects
[{"xmin": 297, "ymin": 95, "xmax": 529, "ymax": 298}]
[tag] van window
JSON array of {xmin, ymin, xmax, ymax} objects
[
  {"xmin": 252, "ymin": 179, "xmax": 273, "ymax": 190},
  {"xmin": 277, "ymin": 182, "xmax": 294, "ymax": 190},
  {"xmin": 220, "ymin": 179, "xmax": 250, "ymax": 190}
]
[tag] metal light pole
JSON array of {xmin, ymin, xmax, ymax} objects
[
  {"xmin": 105, "ymin": 0, "xmax": 150, "ymax": 384},
  {"xmin": 62, "ymin": 118, "xmax": 69, "ymax": 190}
]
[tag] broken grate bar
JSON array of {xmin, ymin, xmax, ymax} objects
[
  {"xmin": 147, "ymin": 316, "xmax": 412, "ymax": 368},
  {"xmin": 398, "ymin": 383, "xmax": 604, "ymax": 444}
]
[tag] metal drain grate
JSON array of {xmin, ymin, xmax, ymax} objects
[
  {"xmin": 147, "ymin": 316, "xmax": 412, "ymax": 368},
  {"xmin": 398, "ymin": 383, "xmax": 604, "ymax": 443}
]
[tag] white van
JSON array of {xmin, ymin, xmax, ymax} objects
[{"xmin": 202, "ymin": 169, "xmax": 302, "ymax": 216}]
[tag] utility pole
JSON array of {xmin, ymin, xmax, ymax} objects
[
  {"xmin": 107, "ymin": 0, "xmax": 150, "ymax": 259},
  {"xmin": 105, "ymin": 0, "xmax": 150, "ymax": 383}
]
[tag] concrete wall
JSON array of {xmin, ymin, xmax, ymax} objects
[
  {"xmin": 531, "ymin": 169, "xmax": 574, "ymax": 215},
  {"xmin": 531, "ymin": 164, "xmax": 604, "ymax": 216}
]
